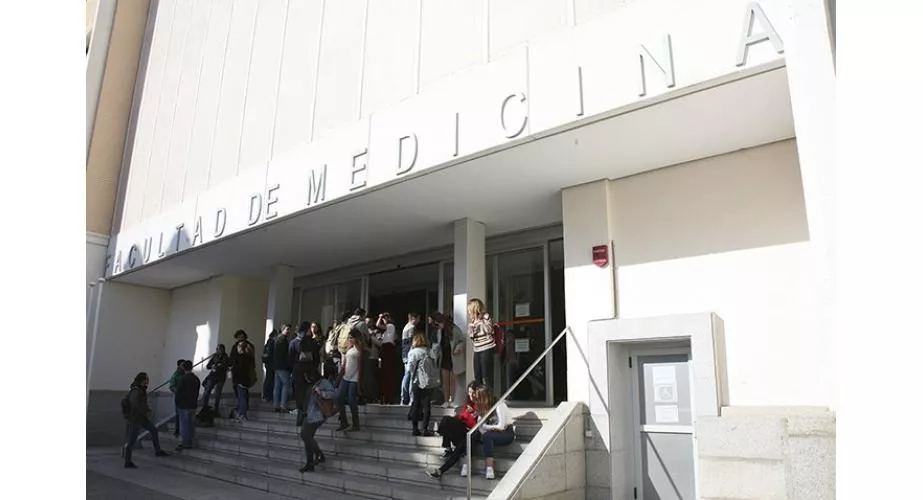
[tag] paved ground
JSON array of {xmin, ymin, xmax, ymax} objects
[{"xmin": 86, "ymin": 448, "xmax": 292, "ymax": 500}]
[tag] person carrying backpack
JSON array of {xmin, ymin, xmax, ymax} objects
[
  {"xmin": 407, "ymin": 324, "xmax": 440, "ymax": 436},
  {"xmin": 122, "ymin": 372, "xmax": 169, "ymax": 468}
]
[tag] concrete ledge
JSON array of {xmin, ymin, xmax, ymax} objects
[
  {"xmin": 697, "ymin": 415, "xmax": 787, "ymax": 460},
  {"xmin": 490, "ymin": 401, "xmax": 586, "ymax": 500},
  {"xmin": 698, "ymin": 457, "xmax": 787, "ymax": 500}
]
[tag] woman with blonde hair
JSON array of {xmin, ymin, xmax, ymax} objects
[
  {"xmin": 407, "ymin": 324, "xmax": 438, "ymax": 436},
  {"xmin": 472, "ymin": 385, "xmax": 515, "ymax": 480},
  {"xmin": 467, "ymin": 298, "xmax": 496, "ymax": 387}
]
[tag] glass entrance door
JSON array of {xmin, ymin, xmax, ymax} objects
[{"xmin": 491, "ymin": 247, "xmax": 548, "ymax": 403}]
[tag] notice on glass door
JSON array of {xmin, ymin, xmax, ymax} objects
[
  {"xmin": 515, "ymin": 303, "xmax": 530, "ymax": 317},
  {"xmin": 514, "ymin": 338, "xmax": 530, "ymax": 353},
  {"xmin": 654, "ymin": 405, "xmax": 680, "ymax": 424}
]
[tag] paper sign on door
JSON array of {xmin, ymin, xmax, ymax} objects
[{"xmin": 654, "ymin": 405, "xmax": 680, "ymax": 424}]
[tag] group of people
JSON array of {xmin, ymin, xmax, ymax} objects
[{"xmin": 121, "ymin": 298, "xmax": 511, "ymax": 479}]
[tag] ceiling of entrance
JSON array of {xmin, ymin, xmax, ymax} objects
[{"xmin": 114, "ymin": 66, "xmax": 795, "ymax": 290}]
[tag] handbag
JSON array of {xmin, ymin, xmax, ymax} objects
[{"xmin": 319, "ymin": 395, "xmax": 338, "ymax": 418}]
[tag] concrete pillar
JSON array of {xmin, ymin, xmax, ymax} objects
[
  {"xmin": 561, "ymin": 180, "xmax": 618, "ymax": 403},
  {"xmin": 265, "ymin": 265, "xmax": 295, "ymax": 345},
  {"xmin": 453, "ymin": 218, "xmax": 486, "ymax": 386},
  {"xmin": 782, "ymin": 0, "xmax": 836, "ymax": 410}
]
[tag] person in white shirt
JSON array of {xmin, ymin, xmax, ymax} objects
[
  {"xmin": 377, "ymin": 313, "xmax": 399, "ymax": 404},
  {"xmin": 335, "ymin": 332, "xmax": 362, "ymax": 432},
  {"xmin": 400, "ymin": 313, "xmax": 421, "ymax": 406},
  {"xmin": 472, "ymin": 385, "xmax": 515, "ymax": 480}
]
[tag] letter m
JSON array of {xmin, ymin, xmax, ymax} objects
[{"xmin": 307, "ymin": 164, "xmax": 327, "ymax": 207}]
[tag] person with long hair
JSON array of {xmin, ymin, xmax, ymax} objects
[
  {"xmin": 377, "ymin": 312, "xmax": 399, "ymax": 404},
  {"xmin": 123, "ymin": 372, "xmax": 169, "ymax": 468},
  {"xmin": 427, "ymin": 381, "xmax": 481, "ymax": 479},
  {"xmin": 229, "ymin": 330, "xmax": 257, "ymax": 422},
  {"xmin": 467, "ymin": 298, "xmax": 496, "ymax": 387},
  {"xmin": 335, "ymin": 331, "xmax": 363, "ymax": 432},
  {"xmin": 202, "ymin": 344, "xmax": 229, "ymax": 416},
  {"xmin": 298, "ymin": 362, "xmax": 336, "ymax": 473},
  {"xmin": 407, "ymin": 326, "xmax": 435, "ymax": 436},
  {"xmin": 471, "ymin": 385, "xmax": 515, "ymax": 479}
]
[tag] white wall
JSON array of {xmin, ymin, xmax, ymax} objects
[
  {"xmin": 610, "ymin": 140, "xmax": 828, "ymax": 407},
  {"xmin": 89, "ymin": 281, "xmax": 170, "ymax": 391},
  {"xmin": 159, "ymin": 275, "xmax": 269, "ymax": 386}
]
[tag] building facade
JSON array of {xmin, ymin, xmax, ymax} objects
[{"xmin": 86, "ymin": 0, "xmax": 836, "ymax": 498}]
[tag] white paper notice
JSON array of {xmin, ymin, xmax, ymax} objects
[
  {"xmin": 655, "ymin": 405, "xmax": 680, "ymax": 424},
  {"xmin": 652, "ymin": 366, "xmax": 676, "ymax": 385},
  {"xmin": 515, "ymin": 303, "xmax": 530, "ymax": 317},
  {"xmin": 515, "ymin": 338, "xmax": 530, "ymax": 353}
]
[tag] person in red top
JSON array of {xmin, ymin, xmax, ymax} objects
[{"xmin": 428, "ymin": 382, "xmax": 481, "ymax": 479}]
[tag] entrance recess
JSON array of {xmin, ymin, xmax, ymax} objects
[
  {"xmin": 630, "ymin": 350, "xmax": 696, "ymax": 500},
  {"xmin": 368, "ymin": 263, "xmax": 439, "ymax": 335}
]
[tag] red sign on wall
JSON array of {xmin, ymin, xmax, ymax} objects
[{"xmin": 592, "ymin": 244, "xmax": 609, "ymax": 268}]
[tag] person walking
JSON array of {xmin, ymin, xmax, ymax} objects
[
  {"xmin": 400, "ymin": 313, "xmax": 421, "ymax": 407},
  {"xmin": 123, "ymin": 372, "xmax": 169, "ymax": 468},
  {"xmin": 202, "ymin": 345, "xmax": 229, "ymax": 416},
  {"xmin": 293, "ymin": 322, "xmax": 321, "ymax": 423},
  {"xmin": 229, "ymin": 330, "xmax": 257, "ymax": 422},
  {"xmin": 298, "ymin": 363, "xmax": 336, "ymax": 473},
  {"xmin": 175, "ymin": 360, "xmax": 200, "ymax": 451},
  {"xmin": 407, "ymin": 326, "xmax": 438, "ymax": 436}
]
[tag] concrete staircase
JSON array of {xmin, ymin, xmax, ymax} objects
[{"xmin": 136, "ymin": 399, "xmax": 553, "ymax": 500}]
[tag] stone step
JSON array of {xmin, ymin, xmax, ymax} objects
[
  {"xmin": 226, "ymin": 407, "xmax": 546, "ymax": 437},
  {"xmin": 223, "ymin": 400, "xmax": 555, "ymax": 423},
  {"xmin": 187, "ymin": 426, "xmax": 516, "ymax": 473},
  {"xmin": 164, "ymin": 433, "xmax": 500, "ymax": 492},
  {"xmin": 210, "ymin": 418, "xmax": 532, "ymax": 456},
  {"xmin": 143, "ymin": 443, "xmax": 490, "ymax": 499},
  {"xmin": 193, "ymin": 424, "xmax": 527, "ymax": 461}
]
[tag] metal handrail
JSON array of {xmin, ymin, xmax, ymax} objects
[
  {"xmin": 466, "ymin": 326, "xmax": 572, "ymax": 499},
  {"xmin": 149, "ymin": 353, "xmax": 216, "ymax": 394}
]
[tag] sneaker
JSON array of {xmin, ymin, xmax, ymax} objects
[
  {"xmin": 423, "ymin": 430, "xmax": 435, "ymax": 437},
  {"xmin": 441, "ymin": 448, "xmax": 453, "ymax": 459},
  {"xmin": 299, "ymin": 463, "xmax": 315, "ymax": 473},
  {"xmin": 289, "ymin": 409, "xmax": 299, "ymax": 415},
  {"xmin": 412, "ymin": 429, "xmax": 422, "ymax": 437},
  {"xmin": 460, "ymin": 464, "xmax": 468, "ymax": 477},
  {"xmin": 427, "ymin": 469, "xmax": 442, "ymax": 479},
  {"xmin": 174, "ymin": 445, "xmax": 184, "ymax": 452},
  {"xmin": 154, "ymin": 450, "xmax": 169, "ymax": 457},
  {"xmin": 124, "ymin": 462, "xmax": 138, "ymax": 469},
  {"xmin": 485, "ymin": 466, "xmax": 496, "ymax": 480},
  {"xmin": 441, "ymin": 401, "xmax": 451, "ymax": 408}
]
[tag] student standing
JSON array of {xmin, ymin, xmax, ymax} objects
[
  {"xmin": 123, "ymin": 372, "xmax": 169, "ymax": 468},
  {"xmin": 175, "ymin": 360, "xmax": 200, "ymax": 451}
]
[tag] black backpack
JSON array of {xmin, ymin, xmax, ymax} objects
[{"xmin": 120, "ymin": 388, "xmax": 135, "ymax": 419}]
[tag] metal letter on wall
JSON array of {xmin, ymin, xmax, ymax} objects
[
  {"xmin": 576, "ymin": 66, "xmax": 585, "ymax": 117},
  {"xmin": 500, "ymin": 92, "xmax": 529, "ymax": 139},
  {"xmin": 248, "ymin": 193, "xmax": 262, "ymax": 226},
  {"xmin": 113, "ymin": 250, "xmax": 123, "ymax": 273},
  {"xmin": 638, "ymin": 34, "xmax": 676, "ymax": 97},
  {"xmin": 265, "ymin": 184, "xmax": 280, "ymax": 220},
  {"xmin": 157, "ymin": 232, "xmax": 167, "ymax": 258},
  {"xmin": 105, "ymin": 254, "xmax": 113, "ymax": 275},
  {"xmin": 174, "ymin": 224, "xmax": 185, "ymax": 252},
  {"xmin": 736, "ymin": 1, "xmax": 784, "ymax": 67},
  {"xmin": 307, "ymin": 165, "xmax": 327, "ymax": 206},
  {"xmin": 128, "ymin": 245, "xmax": 138, "ymax": 269},
  {"xmin": 351, "ymin": 149, "xmax": 369, "ymax": 191},
  {"xmin": 142, "ymin": 236, "xmax": 153, "ymax": 263},
  {"xmin": 396, "ymin": 134, "xmax": 419, "ymax": 175},
  {"xmin": 192, "ymin": 216, "xmax": 204, "ymax": 246},
  {"xmin": 214, "ymin": 208, "xmax": 227, "ymax": 237},
  {"xmin": 453, "ymin": 112, "xmax": 460, "ymax": 157}
]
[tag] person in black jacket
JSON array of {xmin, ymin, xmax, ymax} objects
[
  {"xmin": 123, "ymin": 372, "xmax": 169, "ymax": 468},
  {"xmin": 202, "ymin": 344, "xmax": 229, "ymax": 416},
  {"xmin": 272, "ymin": 324, "xmax": 294, "ymax": 412},
  {"xmin": 261, "ymin": 329, "xmax": 278, "ymax": 402},
  {"xmin": 175, "ymin": 360, "xmax": 200, "ymax": 451},
  {"xmin": 229, "ymin": 330, "xmax": 257, "ymax": 422}
]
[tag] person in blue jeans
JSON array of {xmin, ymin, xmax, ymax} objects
[
  {"xmin": 298, "ymin": 364, "xmax": 336, "ymax": 472},
  {"xmin": 123, "ymin": 372, "xmax": 169, "ymax": 468},
  {"xmin": 229, "ymin": 331, "xmax": 256, "ymax": 422},
  {"xmin": 336, "ymin": 332, "xmax": 363, "ymax": 431},
  {"xmin": 472, "ymin": 385, "xmax": 515, "ymax": 480},
  {"xmin": 174, "ymin": 360, "xmax": 200, "ymax": 451},
  {"xmin": 400, "ymin": 313, "xmax": 420, "ymax": 407},
  {"xmin": 272, "ymin": 324, "xmax": 294, "ymax": 412}
]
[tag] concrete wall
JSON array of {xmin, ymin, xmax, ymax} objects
[
  {"xmin": 610, "ymin": 140, "xmax": 826, "ymax": 408},
  {"xmin": 87, "ymin": 281, "xmax": 170, "ymax": 446},
  {"xmin": 697, "ymin": 407, "xmax": 836, "ymax": 500},
  {"xmin": 491, "ymin": 402, "xmax": 587, "ymax": 500}
]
